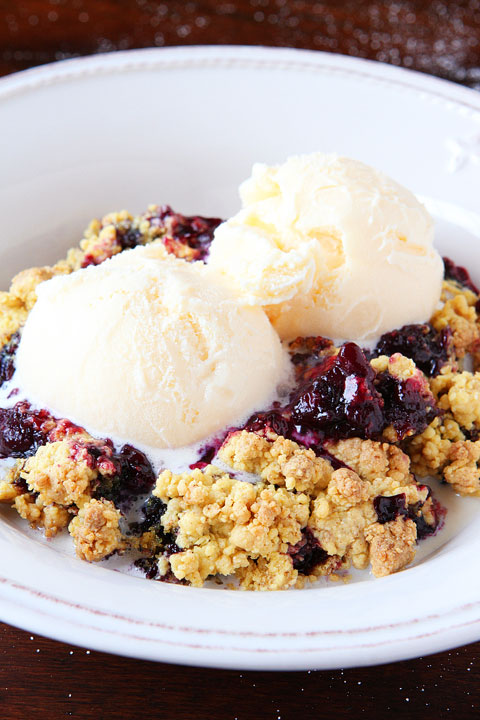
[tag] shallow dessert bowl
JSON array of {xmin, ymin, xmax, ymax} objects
[{"xmin": 0, "ymin": 46, "xmax": 480, "ymax": 670}]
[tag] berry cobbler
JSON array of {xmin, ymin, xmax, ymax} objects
[{"xmin": 0, "ymin": 153, "xmax": 478, "ymax": 591}]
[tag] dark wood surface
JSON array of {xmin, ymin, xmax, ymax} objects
[{"xmin": 1, "ymin": 1, "xmax": 480, "ymax": 718}]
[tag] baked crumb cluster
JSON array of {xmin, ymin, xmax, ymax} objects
[
  {"xmin": 132, "ymin": 432, "xmax": 434, "ymax": 589},
  {"xmin": 408, "ymin": 278, "xmax": 480, "ymax": 495},
  {"xmin": 1, "ymin": 205, "xmax": 479, "ymax": 590},
  {"xmin": 0, "ymin": 427, "xmax": 125, "ymax": 559}
]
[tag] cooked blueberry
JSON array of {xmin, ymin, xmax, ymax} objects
[
  {"xmin": 290, "ymin": 343, "xmax": 385, "ymax": 440},
  {"xmin": 443, "ymin": 256, "xmax": 479, "ymax": 294},
  {"xmin": 373, "ymin": 324, "xmax": 450, "ymax": 377},
  {"xmin": 0, "ymin": 402, "xmax": 51, "ymax": 458},
  {"xmin": 288, "ymin": 528, "xmax": 328, "ymax": 574},
  {"xmin": 0, "ymin": 332, "xmax": 20, "ymax": 388},
  {"xmin": 374, "ymin": 494, "xmax": 407, "ymax": 524}
]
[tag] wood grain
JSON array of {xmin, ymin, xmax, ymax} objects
[
  {"xmin": 0, "ymin": 1, "xmax": 480, "ymax": 718},
  {"xmin": 0, "ymin": 624, "xmax": 479, "ymax": 719},
  {"xmin": 0, "ymin": 0, "xmax": 479, "ymax": 86}
]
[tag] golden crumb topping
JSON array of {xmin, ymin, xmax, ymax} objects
[
  {"xmin": 69, "ymin": 498, "xmax": 123, "ymax": 562},
  {"xmin": 154, "ymin": 465, "xmax": 309, "ymax": 587},
  {"xmin": 326, "ymin": 438, "xmax": 412, "ymax": 485},
  {"xmin": 0, "ymin": 292, "xmax": 28, "ymax": 345},
  {"xmin": 370, "ymin": 352, "xmax": 418, "ymax": 380},
  {"xmin": 365, "ymin": 517, "xmax": 417, "ymax": 578},
  {"xmin": 0, "ymin": 263, "xmax": 73, "ymax": 344},
  {"xmin": 443, "ymin": 440, "xmax": 480, "ymax": 496},
  {"xmin": 431, "ymin": 370, "xmax": 480, "ymax": 431},
  {"xmin": 431, "ymin": 288, "xmax": 479, "ymax": 359},
  {"xmin": 218, "ymin": 430, "xmax": 332, "ymax": 493},
  {"xmin": 10, "ymin": 266, "xmax": 58, "ymax": 311},
  {"xmin": 236, "ymin": 553, "xmax": 298, "ymax": 591},
  {"xmin": 13, "ymin": 493, "xmax": 70, "ymax": 538},
  {"xmin": 80, "ymin": 211, "xmax": 134, "ymax": 265},
  {"xmin": 326, "ymin": 468, "xmax": 371, "ymax": 507},
  {"xmin": 407, "ymin": 415, "xmax": 466, "ymax": 477},
  {"xmin": 20, "ymin": 441, "xmax": 97, "ymax": 507}
]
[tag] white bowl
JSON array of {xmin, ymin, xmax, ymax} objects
[{"xmin": 1, "ymin": 46, "xmax": 480, "ymax": 670}]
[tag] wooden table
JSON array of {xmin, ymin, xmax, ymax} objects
[{"xmin": 1, "ymin": 2, "xmax": 479, "ymax": 718}]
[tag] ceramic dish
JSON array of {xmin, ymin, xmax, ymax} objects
[{"xmin": 0, "ymin": 45, "xmax": 480, "ymax": 670}]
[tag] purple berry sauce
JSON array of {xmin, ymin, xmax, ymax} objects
[
  {"xmin": 372, "ymin": 324, "xmax": 451, "ymax": 377},
  {"xmin": 144, "ymin": 205, "xmax": 222, "ymax": 262},
  {"xmin": 375, "ymin": 371, "xmax": 438, "ymax": 439},
  {"xmin": 0, "ymin": 402, "xmax": 54, "ymax": 458},
  {"xmin": 238, "ymin": 342, "xmax": 439, "ymax": 455},
  {"xmin": 374, "ymin": 490, "xmax": 442, "ymax": 541},
  {"xmin": 90, "ymin": 443, "xmax": 155, "ymax": 509},
  {"xmin": 290, "ymin": 343, "xmax": 385, "ymax": 440},
  {"xmin": 0, "ymin": 332, "xmax": 20, "ymax": 388},
  {"xmin": 288, "ymin": 528, "xmax": 329, "ymax": 575},
  {"xmin": 443, "ymin": 257, "xmax": 479, "ymax": 294}
]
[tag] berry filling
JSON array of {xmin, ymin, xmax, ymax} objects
[
  {"xmin": 291, "ymin": 343, "xmax": 385, "ymax": 440},
  {"xmin": 132, "ymin": 496, "xmax": 181, "ymax": 580},
  {"xmin": 189, "ymin": 436, "xmax": 228, "ymax": 470},
  {"xmin": 0, "ymin": 401, "xmax": 154, "ymax": 507},
  {"xmin": 244, "ymin": 408, "xmax": 293, "ymax": 439},
  {"xmin": 240, "ymin": 342, "xmax": 438, "ymax": 453},
  {"xmin": 372, "ymin": 324, "xmax": 451, "ymax": 377},
  {"xmin": 443, "ymin": 256, "xmax": 479, "ymax": 294},
  {"xmin": 373, "ymin": 490, "xmax": 441, "ymax": 540},
  {"xmin": 89, "ymin": 443, "xmax": 155, "ymax": 508},
  {"xmin": 0, "ymin": 402, "xmax": 54, "ymax": 458},
  {"xmin": 134, "ymin": 557, "xmax": 160, "ymax": 580},
  {"xmin": 288, "ymin": 528, "xmax": 329, "ymax": 574},
  {"xmin": 375, "ymin": 371, "xmax": 438, "ymax": 438},
  {"xmin": 143, "ymin": 205, "xmax": 222, "ymax": 262},
  {"xmin": 0, "ymin": 332, "xmax": 20, "ymax": 388},
  {"xmin": 131, "ymin": 497, "xmax": 179, "ymax": 551},
  {"xmin": 133, "ymin": 496, "xmax": 167, "ymax": 536},
  {"xmin": 374, "ymin": 494, "xmax": 408, "ymax": 524}
]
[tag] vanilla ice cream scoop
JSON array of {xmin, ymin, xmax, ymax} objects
[
  {"xmin": 209, "ymin": 153, "xmax": 443, "ymax": 345},
  {"xmin": 14, "ymin": 244, "xmax": 290, "ymax": 449}
]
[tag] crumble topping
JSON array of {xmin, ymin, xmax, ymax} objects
[
  {"xmin": 153, "ymin": 465, "xmax": 309, "ymax": 588},
  {"xmin": 431, "ymin": 285, "xmax": 479, "ymax": 360},
  {"xmin": 326, "ymin": 468, "xmax": 370, "ymax": 506},
  {"xmin": 80, "ymin": 211, "xmax": 136, "ymax": 266},
  {"xmin": 431, "ymin": 370, "xmax": 480, "ymax": 431},
  {"xmin": 218, "ymin": 430, "xmax": 332, "ymax": 493},
  {"xmin": 14, "ymin": 493, "xmax": 70, "ymax": 538},
  {"xmin": 407, "ymin": 415, "xmax": 465, "ymax": 477},
  {"xmin": 408, "ymin": 368, "xmax": 480, "ymax": 493},
  {"xmin": 0, "ymin": 292, "xmax": 28, "ymax": 346},
  {"xmin": 0, "ymin": 263, "xmax": 73, "ymax": 345},
  {"xmin": 10, "ymin": 266, "xmax": 60, "ymax": 311},
  {"xmin": 0, "ymin": 430, "xmax": 152, "ymax": 549},
  {"xmin": 370, "ymin": 352, "xmax": 419, "ymax": 380},
  {"xmin": 69, "ymin": 498, "xmax": 123, "ymax": 561},
  {"xmin": 79, "ymin": 205, "xmax": 222, "ymax": 267},
  {"xmin": 308, "ymin": 458, "xmax": 429, "ymax": 571},
  {"xmin": 365, "ymin": 517, "xmax": 417, "ymax": 578},
  {"xmin": 20, "ymin": 440, "xmax": 97, "ymax": 507},
  {"xmin": 139, "ymin": 432, "xmax": 436, "ymax": 589},
  {"xmin": 443, "ymin": 441, "xmax": 480, "ymax": 496},
  {"xmin": 326, "ymin": 437, "xmax": 412, "ymax": 485},
  {"xmin": 236, "ymin": 553, "xmax": 299, "ymax": 591}
]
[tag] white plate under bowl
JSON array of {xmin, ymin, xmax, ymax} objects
[{"xmin": 1, "ymin": 46, "xmax": 480, "ymax": 671}]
